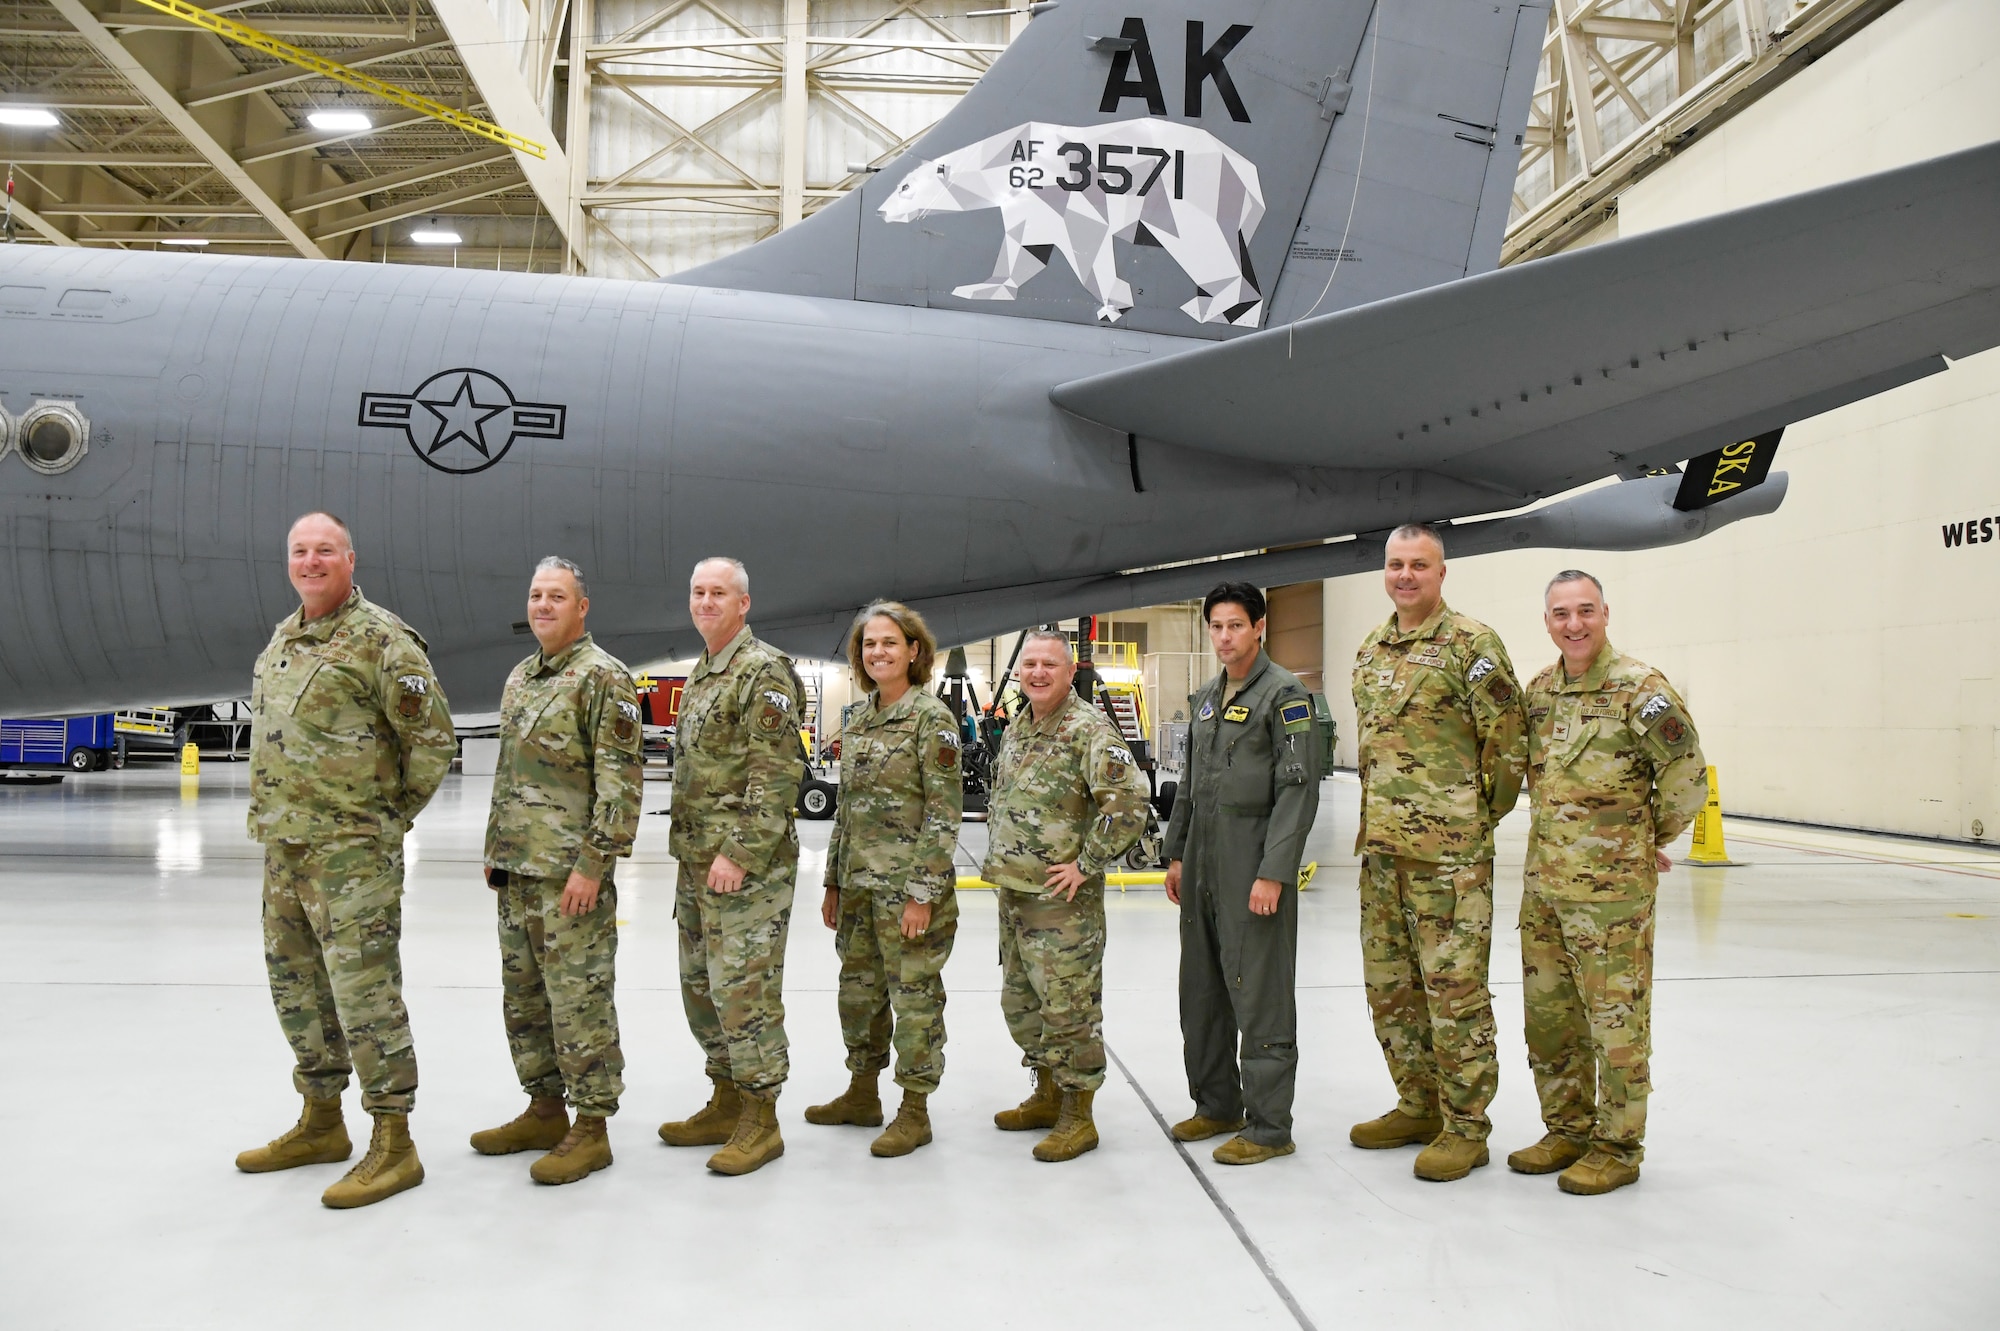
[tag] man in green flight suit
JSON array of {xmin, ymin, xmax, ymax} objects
[
  {"xmin": 471, "ymin": 556, "xmax": 644, "ymax": 1186},
  {"xmin": 235, "ymin": 512, "xmax": 456, "ymax": 1210},
  {"xmin": 1509, "ymin": 570, "xmax": 1706, "ymax": 1195},
  {"xmin": 1350, "ymin": 523, "xmax": 1528, "ymax": 1182},
  {"xmin": 657, "ymin": 556, "xmax": 806, "ymax": 1176},
  {"xmin": 1163, "ymin": 582, "xmax": 1321, "ymax": 1165}
]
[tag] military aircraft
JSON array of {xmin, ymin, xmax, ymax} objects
[{"xmin": 2, "ymin": 0, "xmax": 1997, "ymax": 714}]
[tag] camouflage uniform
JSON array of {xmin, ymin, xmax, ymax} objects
[
  {"xmin": 823, "ymin": 688, "xmax": 964, "ymax": 1094},
  {"xmin": 983, "ymin": 692, "xmax": 1151, "ymax": 1092},
  {"xmin": 483, "ymin": 632, "xmax": 643, "ymax": 1118},
  {"xmin": 1522, "ymin": 642, "xmax": 1705, "ymax": 1164},
  {"xmin": 1163, "ymin": 651, "xmax": 1320, "ymax": 1147},
  {"xmin": 1352, "ymin": 601, "xmax": 1526, "ymax": 1140},
  {"xmin": 248, "ymin": 586, "xmax": 455, "ymax": 1114},
  {"xmin": 668, "ymin": 625, "xmax": 806, "ymax": 1094}
]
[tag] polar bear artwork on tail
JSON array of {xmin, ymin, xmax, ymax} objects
[{"xmin": 878, "ymin": 118, "xmax": 1266, "ymax": 327}]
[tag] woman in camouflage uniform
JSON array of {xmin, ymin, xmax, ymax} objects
[{"xmin": 804, "ymin": 601, "xmax": 964, "ymax": 1156}]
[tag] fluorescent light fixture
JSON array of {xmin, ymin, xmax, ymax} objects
[
  {"xmin": 0, "ymin": 107, "xmax": 60, "ymax": 127},
  {"xmin": 159, "ymin": 237, "xmax": 209, "ymax": 247},
  {"xmin": 410, "ymin": 228, "xmax": 463, "ymax": 245},
  {"xmin": 306, "ymin": 110, "xmax": 372, "ymax": 132}
]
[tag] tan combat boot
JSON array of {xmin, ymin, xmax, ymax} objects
[
  {"xmin": 235, "ymin": 1094, "xmax": 351, "ymax": 1173},
  {"xmin": 659, "ymin": 1076, "xmax": 741, "ymax": 1147},
  {"xmin": 1349, "ymin": 1106, "xmax": 1445, "ymax": 1149},
  {"xmin": 993, "ymin": 1066, "xmax": 1062, "ymax": 1132},
  {"xmin": 707, "ymin": 1088, "xmax": 784, "ymax": 1175},
  {"xmin": 804, "ymin": 1071, "xmax": 883, "ymax": 1127},
  {"xmin": 870, "ymin": 1091, "xmax": 933, "ymax": 1158},
  {"xmin": 1171, "ymin": 1113, "xmax": 1245, "ymax": 1143},
  {"xmin": 469, "ymin": 1097, "xmax": 569, "ymax": 1155},
  {"xmin": 1032, "ymin": 1088, "xmax": 1098, "ymax": 1162},
  {"xmin": 1558, "ymin": 1149, "xmax": 1640, "ymax": 1195},
  {"xmin": 1212, "ymin": 1135, "xmax": 1296, "ymax": 1166},
  {"xmin": 530, "ymin": 1115, "xmax": 612, "ymax": 1185},
  {"xmin": 1507, "ymin": 1131, "xmax": 1589, "ymax": 1175},
  {"xmin": 321, "ymin": 1113, "xmax": 424, "ymax": 1209},
  {"xmin": 1413, "ymin": 1132, "xmax": 1490, "ymax": 1182}
]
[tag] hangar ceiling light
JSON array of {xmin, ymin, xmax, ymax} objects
[
  {"xmin": 410, "ymin": 228, "xmax": 462, "ymax": 246},
  {"xmin": 306, "ymin": 110, "xmax": 372, "ymax": 132},
  {"xmin": 0, "ymin": 108, "xmax": 60, "ymax": 127}
]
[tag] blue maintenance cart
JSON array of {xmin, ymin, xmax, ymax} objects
[{"xmin": 0, "ymin": 714, "xmax": 121, "ymax": 772}]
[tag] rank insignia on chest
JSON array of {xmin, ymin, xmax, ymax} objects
[
  {"xmin": 1551, "ymin": 720, "xmax": 1570, "ymax": 741},
  {"xmin": 1223, "ymin": 705, "xmax": 1250, "ymax": 723},
  {"xmin": 1377, "ymin": 669, "xmax": 1394, "ymax": 688},
  {"xmin": 1199, "ymin": 700, "xmax": 1215, "ymax": 721}
]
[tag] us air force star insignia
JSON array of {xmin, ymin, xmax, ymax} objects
[
  {"xmin": 1638, "ymin": 694, "xmax": 1671, "ymax": 721},
  {"xmin": 1467, "ymin": 656, "xmax": 1496, "ymax": 682},
  {"xmin": 358, "ymin": 368, "xmax": 567, "ymax": 475}
]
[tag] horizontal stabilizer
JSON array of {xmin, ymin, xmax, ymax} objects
[{"xmin": 1049, "ymin": 140, "xmax": 2000, "ymax": 497}]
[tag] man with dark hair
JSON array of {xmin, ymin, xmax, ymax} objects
[
  {"xmin": 1349, "ymin": 522, "xmax": 1527, "ymax": 1182},
  {"xmin": 1163, "ymin": 583, "xmax": 1320, "ymax": 1164}
]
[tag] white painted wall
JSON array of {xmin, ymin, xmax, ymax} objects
[{"xmin": 1321, "ymin": 0, "xmax": 2000, "ymax": 841}]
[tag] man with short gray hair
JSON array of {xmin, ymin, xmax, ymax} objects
[
  {"xmin": 1509, "ymin": 569, "xmax": 1705, "ymax": 1195},
  {"xmin": 471, "ymin": 556, "xmax": 643, "ymax": 1186},
  {"xmin": 658, "ymin": 556, "xmax": 806, "ymax": 1176}
]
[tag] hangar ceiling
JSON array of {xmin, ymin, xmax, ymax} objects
[{"xmin": 0, "ymin": 0, "xmax": 1907, "ymax": 274}]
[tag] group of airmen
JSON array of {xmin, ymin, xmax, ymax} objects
[{"xmin": 233, "ymin": 512, "xmax": 1703, "ymax": 1210}]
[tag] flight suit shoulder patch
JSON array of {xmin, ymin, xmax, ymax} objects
[{"xmin": 1279, "ymin": 699, "xmax": 1312, "ymax": 734}]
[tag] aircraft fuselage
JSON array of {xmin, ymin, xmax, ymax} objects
[{"xmin": 0, "ymin": 248, "xmax": 1507, "ymax": 713}]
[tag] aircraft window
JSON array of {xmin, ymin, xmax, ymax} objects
[{"xmin": 16, "ymin": 402, "xmax": 89, "ymax": 474}]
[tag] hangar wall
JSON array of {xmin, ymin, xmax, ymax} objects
[{"xmin": 1319, "ymin": 0, "xmax": 2000, "ymax": 842}]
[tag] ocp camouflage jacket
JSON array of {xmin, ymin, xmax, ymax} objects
[
  {"xmin": 824, "ymin": 687, "xmax": 962, "ymax": 903},
  {"xmin": 248, "ymin": 586, "xmax": 455, "ymax": 845},
  {"xmin": 485, "ymin": 632, "xmax": 644, "ymax": 882},
  {"xmin": 1352, "ymin": 601, "xmax": 1527, "ymax": 866},
  {"xmin": 668, "ymin": 625, "xmax": 805, "ymax": 877},
  {"xmin": 983, "ymin": 692, "xmax": 1150, "ymax": 893},
  {"xmin": 1524, "ymin": 642, "xmax": 1706, "ymax": 900}
]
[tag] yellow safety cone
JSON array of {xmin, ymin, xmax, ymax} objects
[{"xmin": 1684, "ymin": 765, "xmax": 1740, "ymax": 866}]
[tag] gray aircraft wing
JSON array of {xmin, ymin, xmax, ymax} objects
[{"xmin": 1049, "ymin": 138, "xmax": 2000, "ymax": 499}]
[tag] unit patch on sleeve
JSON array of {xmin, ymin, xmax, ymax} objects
[
  {"xmin": 1638, "ymin": 694, "xmax": 1671, "ymax": 722},
  {"xmin": 937, "ymin": 729, "xmax": 960, "ymax": 771},
  {"xmin": 756, "ymin": 688, "xmax": 792, "ymax": 733},
  {"xmin": 395, "ymin": 674, "xmax": 429, "ymax": 718},
  {"xmin": 1467, "ymin": 656, "xmax": 1496, "ymax": 682},
  {"xmin": 1280, "ymin": 699, "xmax": 1313, "ymax": 735},
  {"xmin": 1657, "ymin": 715, "xmax": 1687, "ymax": 745},
  {"xmin": 615, "ymin": 699, "xmax": 641, "ymax": 743}
]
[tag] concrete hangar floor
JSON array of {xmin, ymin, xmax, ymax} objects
[{"xmin": 1, "ymin": 765, "xmax": 1993, "ymax": 1330}]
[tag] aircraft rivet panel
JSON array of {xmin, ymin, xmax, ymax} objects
[{"xmin": 12, "ymin": 401, "xmax": 90, "ymax": 475}]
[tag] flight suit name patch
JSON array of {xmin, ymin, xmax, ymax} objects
[{"xmin": 1223, "ymin": 705, "xmax": 1250, "ymax": 723}]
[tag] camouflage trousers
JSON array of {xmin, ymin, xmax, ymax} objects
[
  {"xmin": 833, "ymin": 886, "xmax": 959, "ymax": 1094},
  {"xmin": 1358, "ymin": 855, "xmax": 1498, "ymax": 1139},
  {"xmin": 261, "ymin": 836, "xmax": 417, "ymax": 1114},
  {"xmin": 496, "ymin": 872, "xmax": 624, "ymax": 1117},
  {"xmin": 676, "ymin": 860, "xmax": 794, "ymax": 1093},
  {"xmin": 1520, "ymin": 890, "xmax": 1655, "ymax": 1164},
  {"xmin": 996, "ymin": 881, "xmax": 1107, "ymax": 1092}
]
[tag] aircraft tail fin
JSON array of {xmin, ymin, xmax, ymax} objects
[{"xmin": 668, "ymin": 1, "xmax": 1549, "ymax": 340}]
